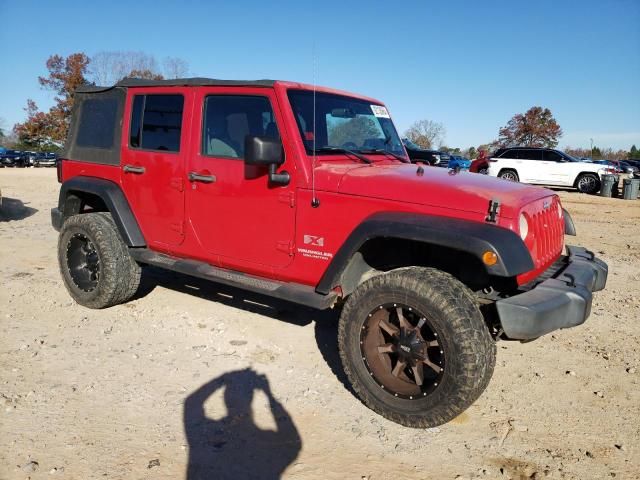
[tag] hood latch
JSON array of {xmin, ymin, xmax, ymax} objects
[{"xmin": 485, "ymin": 199, "xmax": 500, "ymax": 223}]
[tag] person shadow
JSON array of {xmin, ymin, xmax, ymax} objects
[{"xmin": 184, "ymin": 369, "xmax": 302, "ymax": 480}]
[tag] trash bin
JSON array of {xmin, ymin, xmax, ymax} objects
[
  {"xmin": 600, "ymin": 174, "xmax": 618, "ymax": 197},
  {"xmin": 622, "ymin": 178, "xmax": 640, "ymax": 200}
]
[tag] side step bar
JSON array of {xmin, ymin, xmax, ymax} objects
[{"xmin": 129, "ymin": 248, "xmax": 338, "ymax": 310}]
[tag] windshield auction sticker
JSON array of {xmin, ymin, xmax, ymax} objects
[{"xmin": 370, "ymin": 105, "xmax": 390, "ymax": 118}]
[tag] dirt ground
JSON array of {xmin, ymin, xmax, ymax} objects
[{"xmin": 1, "ymin": 168, "xmax": 639, "ymax": 480}]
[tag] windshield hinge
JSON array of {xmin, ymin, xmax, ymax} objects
[{"xmin": 278, "ymin": 191, "xmax": 295, "ymax": 208}]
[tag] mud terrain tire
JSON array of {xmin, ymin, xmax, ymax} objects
[
  {"xmin": 338, "ymin": 267, "xmax": 496, "ymax": 428},
  {"xmin": 58, "ymin": 212, "xmax": 141, "ymax": 309}
]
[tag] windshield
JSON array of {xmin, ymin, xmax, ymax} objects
[{"xmin": 288, "ymin": 90, "xmax": 406, "ymax": 159}]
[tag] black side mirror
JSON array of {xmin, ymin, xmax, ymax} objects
[{"xmin": 244, "ymin": 135, "xmax": 289, "ymax": 186}]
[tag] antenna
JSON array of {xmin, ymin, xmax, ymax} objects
[{"xmin": 311, "ymin": 41, "xmax": 320, "ymax": 208}]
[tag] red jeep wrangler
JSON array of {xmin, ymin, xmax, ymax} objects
[{"xmin": 52, "ymin": 78, "xmax": 607, "ymax": 427}]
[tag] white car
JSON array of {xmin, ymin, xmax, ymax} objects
[{"xmin": 488, "ymin": 147, "xmax": 609, "ymax": 194}]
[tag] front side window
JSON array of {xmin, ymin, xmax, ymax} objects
[
  {"xmin": 288, "ymin": 90, "xmax": 406, "ymax": 158},
  {"xmin": 202, "ymin": 95, "xmax": 279, "ymax": 159},
  {"xmin": 129, "ymin": 94, "xmax": 184, "ymax": 152},
  {"xmin": 543, "ymin": 150, "xmax": 562, "ymax": 161}
]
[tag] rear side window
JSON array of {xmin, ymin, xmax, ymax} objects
[
  {"xmin": 76, "ymin": 98, "xmax": 118, "ymax": 149},
  {"xmin": 129, "ymin": 94, "xmax": 184, "ymax": 152},
  {"xmin": 202, "ymin": 95, "xmax": 279, "ymax": 159},
  {"xmin": 523, "ymin": 149, "xmax": 542, "ymax": 160}
]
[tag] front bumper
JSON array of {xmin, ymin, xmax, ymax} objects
[{"xmin": 496, "ymin": 246, "xmax": 608, "ymax": 340}]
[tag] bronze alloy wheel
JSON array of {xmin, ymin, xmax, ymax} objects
[{"xmin": 360, "ymin": 303, "xmax": 445, "ymax": 400}]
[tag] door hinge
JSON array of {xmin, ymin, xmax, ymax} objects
[
  {"xmin": 277, "ymin": 240, "xmax": 295, "ymax": 256},
  {"xmin": 170, "ymin": 221, "xmax": 184, "ymax": 235},
  {"xmin": 170, "ymin": 177, "xmax": 184, "ymax": 192},
  {"xmin": 278, "ymin": 191, "xmax": 295, "ymax": 208}
]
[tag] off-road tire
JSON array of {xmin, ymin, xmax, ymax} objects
[
  {"xmin": 498, "ymin": 169, "xmax": 519, "ymax": 182},
  {"xmin": 338, "ymin": 267, "xmax": 496, "ymax": 428},
  {"xmin": 58, "ymin": 212, "xmax": 141, "ymax": 309},
  {"xmin": 575, "ymin": 173, "xmax": 601, "ymax": 194}
]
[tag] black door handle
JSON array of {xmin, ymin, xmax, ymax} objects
[
  {"xmin": 123, "ymin": 165, "xmax": 146, "ymax": 174},
  {"xmin": 188, "ymin": 172, "xmax": 216, "ymax": 183}
]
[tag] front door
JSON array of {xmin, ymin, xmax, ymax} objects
[
  {"xmin": 539, "ymin": 150, "xmax": 570, "ymax": 185},
  {"xmin": 121, "ymin": 90, "xmax": 190, "ymax": 249},
  {"xmin": 186, "ymin": 87, "xmax": 296, "ymax": 271}
]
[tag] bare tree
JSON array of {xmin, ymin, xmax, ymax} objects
[
  {"xmin": 89, "ymin": 51, "xmax": 163, "ymax": 85},
  {"xmin": 404, "ymin": 120, "xmax": 446, "ymax": 149},
  {"xmin": 163, "ymin": 57, "xmax": 189, "ymax": 79}
]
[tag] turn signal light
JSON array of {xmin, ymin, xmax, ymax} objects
[{"xmin": 482, "ymin": 251, "xmax": 498, "ymax": 266}]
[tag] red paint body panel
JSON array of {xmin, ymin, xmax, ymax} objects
[{"xmin": 61, "ymin": 80, "xmax": 565, "ymax": 288}]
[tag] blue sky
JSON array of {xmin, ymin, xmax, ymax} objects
[{"xmin": 1, "ymin": 0, "xmax": 638, "ymax": 150}]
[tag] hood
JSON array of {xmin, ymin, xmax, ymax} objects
[{"xmin": 315, "ymin": 162, "xmax": 553, "ymax": 219}]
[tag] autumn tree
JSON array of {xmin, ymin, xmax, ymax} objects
[
  {"xmin": 496, "ymin": 106, "xmax": 562, "ymax": 148},
  {"xmin": 13, "ymin": 100, "xmax": 60, "ymax": 150},
  {"xmin": 404, "ymin": 119, "xmax": 446, "ymax": 149},
  {"xmin": 14, "ymin": 53, "xmax": 91, "ymax": 148}
]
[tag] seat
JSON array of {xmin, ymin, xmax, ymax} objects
[
  {"xmin": 264, "ymin": 122, "xmax": 279, "ymax": 139},
  {"xmin": 206, "ymin": 115, "xmax": 240, "ymax": 158}
]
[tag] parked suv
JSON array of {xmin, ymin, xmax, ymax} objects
[
  {"xmin": 51, "ymin": 78, "xmax": 607, "ymax": 428},
  {"xmin": 488, "ymin": 147, "xmax": 606, "ymax": 194}
]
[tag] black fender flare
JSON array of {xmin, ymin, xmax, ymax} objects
[
  {"xmin": 316, "ymin": 212, "xmax": 534, "ymax": 294},
  {"xmin": 55, "ymin": 176, "xmax": 145, "ymax": 247}
]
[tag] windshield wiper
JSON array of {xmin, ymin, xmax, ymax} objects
[
  {"xmin": 358, "ymin": 148, "xmax": 410, "ymax": 163},
  {"xmin": 312, "ymin": 147, "xmax": 371, "ymax": 164}
]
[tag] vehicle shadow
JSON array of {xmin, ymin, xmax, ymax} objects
[
  {"xmin": 136, "ymin": 266, "xmax": 351, "ymax": 390},
  {"xmin": 0, "ymin": 197, "xmax": 38, "ymax": 222},
  {"xmin": 184, "ymin": 368, "xmax": 301, "ymax": 480},
  {"xmin": 547, "ymin": 186, "xmax": 579, "ymax": 193}
]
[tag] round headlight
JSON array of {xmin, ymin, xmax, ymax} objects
[{"xmin": 519, "ymin": 213, "xmax": 529, "ymax": 240}]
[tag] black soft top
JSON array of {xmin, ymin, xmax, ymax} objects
[{"xmin": 76, "ymin": 77, "xmax": 276, "ymax": 93}]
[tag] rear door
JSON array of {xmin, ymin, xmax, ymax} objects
[
  {"xmin": 186, "ymin": 87, "xmax": 296, "ymax": 272},
  {"xmin": 516, "ymin": 149, "xmax": 542, "ymax": 182},
  {"xmin": 121, "ymin": 90, "xmax": 191, "ymax": 249}
]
